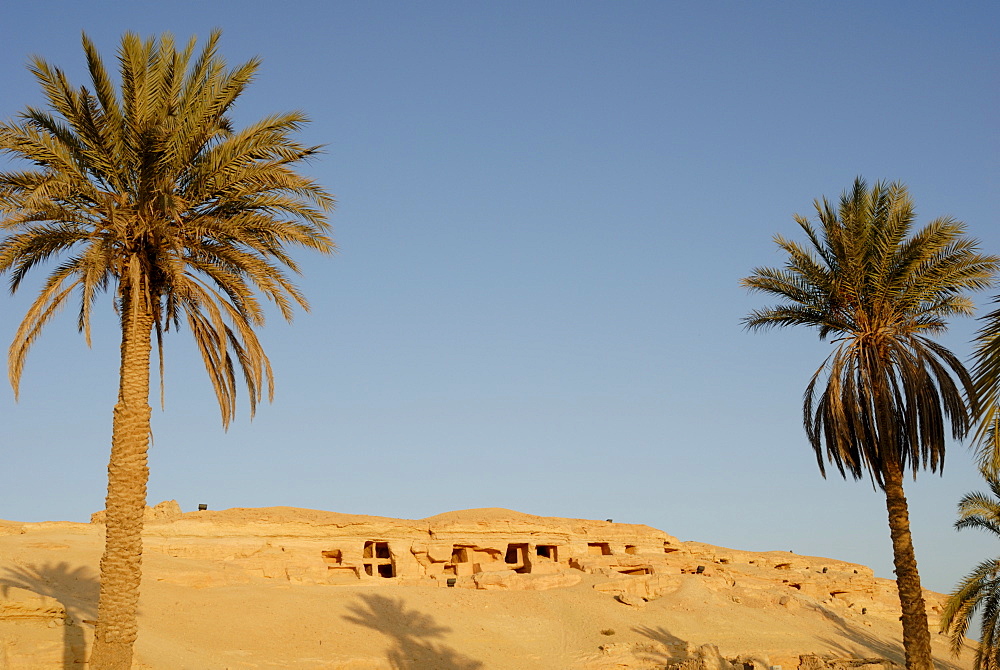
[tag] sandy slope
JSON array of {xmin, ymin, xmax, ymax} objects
[{"xmin": 0, "ymin": 511, "xmax": 975, "ymax": 669}]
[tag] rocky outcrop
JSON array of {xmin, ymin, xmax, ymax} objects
[
  {"xmin": 135, "ymin": 505, "xmax": 684, "ymax": 590},
  {"xmin": 113, "ymin": 502, "xmax": 947, "ymax": 632},
  {"xmin": 90, "ymin": 499, "xmax": 182, "ymax": 524},
  {"xmin": 0, "ymin": 503, "xmax": 968, "ymax": 668}
]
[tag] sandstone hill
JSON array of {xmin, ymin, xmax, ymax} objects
[{"xmin": 0, "ymin": 503, "xmax": 974, "ymax": 669}]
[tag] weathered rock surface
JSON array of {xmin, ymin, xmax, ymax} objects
[
  {"xmin": 90, "ymin": 499, "xmax": 182, "ymax": 524},
  {"xmin": 0, "ymin": 504, "xmax": 975, "ymax": 669},
  {"xmin": 0, "ymin": 585, "xmax": 64, "ymax": 620}
]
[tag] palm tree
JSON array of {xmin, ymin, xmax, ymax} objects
[
  {"xmin": 940, "ymin": 454, "xmax": 1000, "ymax": 669},
  {"xmin": 0, "ymin": 32, "xmax": 334, "ymax": 669},
  {"xmin": 972, "ymin": 304, "xmax": 1000, "ymax": 470},
  {"xmin": 742, "ymin": 178, "xmax": 997, "ymax": 670}
]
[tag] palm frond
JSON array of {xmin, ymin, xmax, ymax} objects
[
  {"xmin": 942, "ymin": 468, "xmax": 1000, "ymax": 668},
  {"xmin": 743, "ymin": 179, "xmax": 999, "ymax": 489},
  {"xmin": 0, "ymin": 30, "xmax": 333, "ymax": 423}
]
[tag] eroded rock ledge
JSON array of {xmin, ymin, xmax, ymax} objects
[{"xmin": 88, "ymin": 502, "xmax": 945, "ymax": 627}]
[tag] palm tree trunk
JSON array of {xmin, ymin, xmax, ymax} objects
[
  {"xmin": 883, "ymin": 458, "xmax": 933, "ymax": 670},
  {"xmin": 89, "ymin": 299, "xmax": 154, "ymax": 670}
]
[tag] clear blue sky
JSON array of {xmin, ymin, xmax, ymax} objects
[{"xmin": 1, "ymin": 1, "xmax": 997, "ymax": 597}]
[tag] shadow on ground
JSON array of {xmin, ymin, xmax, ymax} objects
[
  {"xmin": 634, "ymin": 624, "xmax": 689, "ymax": 664},
  {"xmin": 343, "ymin": 593, "xmax": 483, "ymax": 670},
  {"xmin": 815, "ymin": 605, "xmax": 966, "ymax": 670},
  {"xmin": 1, "ymin": 562, "xmax": 99, "ymax": 669}
]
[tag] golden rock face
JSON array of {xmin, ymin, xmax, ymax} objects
[{"xmin": 0, "ymin": 504, "xmax": 960, "ymax": 669}]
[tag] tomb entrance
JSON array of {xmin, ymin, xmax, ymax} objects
[
  {"xmin": 504, "ymin": 543, "xmax": 530, "ymax": 573},
  {"xmin": 587, "ymin": 542, "xmax": 612, "ymax": 556},
  {"xmin": 535, "ymin": 545, "xmax": 559, "ymax": 562},
  {"xmin": 362, "ymin": 541, "xmax": 395, "ymax": 578}
]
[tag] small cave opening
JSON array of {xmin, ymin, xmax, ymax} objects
[
  {"xmin": 362, "ymin": 541, "xmax": 395, "ymax": 578},
  {"xmin": 535, "ymin": 545, "xmax": 559, "ymax": 561},
  {"xmin": 504, "ymin": 543, "xmax": 530, "ymax": 573},
  {"xmin": 588, "ymin": 542, "xmax": 612, "ymax": 556}
]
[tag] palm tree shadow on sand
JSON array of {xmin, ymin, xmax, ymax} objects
[
  {"xmin": 1, "ymin": 562, "xmax": 100, "ymax": 669},
  {"xmin": 813, "ymin": 605, "xmax": 966, "ymax": 670},
  {"xmin": 343, "ymin": 593, "xmax": 483, "ymax": 670},
  {"xmin": 634, "ymin": 625, "xmax": 689, "ymax": 664}
]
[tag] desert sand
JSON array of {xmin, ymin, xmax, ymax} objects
[{"xmin": 0, "ymin": 504, "xmax": 974, "ymax": 669}]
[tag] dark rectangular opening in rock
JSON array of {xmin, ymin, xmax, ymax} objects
[
  {"xmin": 588, "ymin": 542, "xmax": 612, "ymax": 556},
  {"xmin": 362, "ymin": 541, "xmax": 394, "ymax": 578},
  {"xmin": 536, "ymin": 545, "xmax": 558, "ymax": 561},
  {"xmin": 504, "ymin": 544, "xmax": 526, "ymax": 564},
  {"xmin": 504, "ymin": 543, "xmax": 530, "ymax": 573}
]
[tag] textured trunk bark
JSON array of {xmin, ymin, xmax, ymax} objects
[
  {"xmin": 89, "ymin": 297, "xmax": 153, "ymax": 670},
  {"xmin": 883, "ymin": 459, "xmax": 933, "ymax": 670}
]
